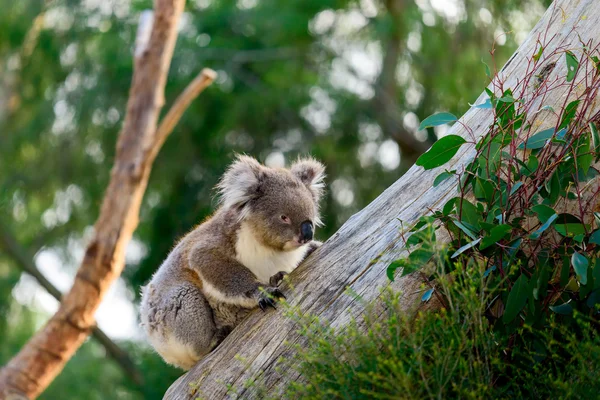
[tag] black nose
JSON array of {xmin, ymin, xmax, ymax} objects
[{"xmin": 300, "ymin": 221, "xmax": 313, "ymax": 243}]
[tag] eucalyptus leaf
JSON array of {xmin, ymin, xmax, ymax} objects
[
  {"xmin": 387, "ymin": 260, "xmax": 405, "ymax": 281},
  {"xmin": 571, "ymin": 251, "xmax": 589, "ymax": 285},
  {"xmin": 480, "ymin": 224, "xmax": 512, "ymax": 250},
  {"xmin": 530, "ymin": 213, "xmax": 558, "ymax": 239},
  {"xmin": 559, "ymin": 100, "xmax": 580, "ymax": 130},
  {"xmin": 416, "ymin": 135, "xmax": 467, "ymax": 170},
  {"xmin": 452, "ymin": 219, "xmax": 478, "ymax": 240},
  {"xmin": 565, "ymin": 50, "xmax": 579, "ymax": 82},
  {"xmin": 433, "ymin": 170, "xmax": 456, "ymax": 187},
  {"xmin": 589, "ymin": 229, "xmax": 600, "ymax": 245},
  {"xmin": 419, "ymin": 112, "xmax": 458, "ymax": 130},
  {"xmin": 550, "ymin": 302, "xmax": 573, "ymax": 315},
  {"xmin": 532, "ymin": 204, "xmax": 556, "ymax": 223},
  {"xmin": 555, "ymin": 223, "xmax": 589, "ymax": 237},
  {"xmin": 518, "ymin": 128, "xmax": 554, "ymax": 149},
  {"xmin": 503, "ymin": 274, "xmax": 530, "ymax": 323},
  {"xmin": 451, "ymin": 238, "xmax": 482, "ymax": 258},
  {"xmin": 421, "ymin": 288, "xmax": 434, "ymax": 302}
]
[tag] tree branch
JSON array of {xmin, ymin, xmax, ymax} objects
[
  {"xmin": 0, "ymin": 0, "xmax": 216, "ymax": 397},
  {"xmin": 0, "ymin": 222, "xmax": 143, "ymax": 386},
  {"xmin": 373, "ymin": 0, "xmax": 430, "ymax": 166}
]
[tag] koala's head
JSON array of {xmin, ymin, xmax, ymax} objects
[{"xmin": 217, "ymin": 155, "xmax": 325, "ymax": 251}]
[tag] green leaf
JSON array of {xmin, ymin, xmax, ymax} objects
[
  {"xmin": 533, "ymin": 45, "xmax": 544, "ymax": 62},
  {"xmin": 480, "ymin": 224, "xmax": 512, "ymax": 250},
  {"xmin": 510, "ymin": 181, "xmax": 523, "ymax": 196},
  {"xmin": 474, "ymin": 178, "xmax": 494, "ymax": 202},
  {"xmin": 550, "ymin": 302, "xmax": 573, "ymax": 315},
  {"xmin": 451, "ymin": 238, "xmax": 482, "ymax": 258},
  {"xmin": 421, "ymin": 288, "xmax": 434, "ymax": 302},
  {"xmin": 433, "ymin": 170, "xmax": 456, "ymax": 187},
  {"xmin": 482, "ymin": 59, "xmax": 491, "ymax": 78},
  {"xmin": 524, "ymin": 155, "xmax": 539, "ymax": 176},
  {"xmin": 416, "ymin": 135, "xmax": 466, "ymax": 170},
  {"xmin": 518, "ymin": 128, "xmax": 554, "ymax": 149},
  {"xmin": 572, "ymin": 251, "xmax": 589, "ymax": 285},
  {"xmin": 452, "ymin": 219, "xmax": 478, "ymax": 240},
  {"xmin": 387, "ymin": 260, "xmax": 405, "ymax": 281},
  {"xmin": 419, "ymin": 112, "xmax": 458, "ymax": 130},
  {"xmin": 503, "ymin": 274, "xmax": 530, "ymax": 323},
  {"xmin": 565, "ymin": 51, "xmax": 579, "ymax": 82},
  {"xmin": 559, "ymin": 100, "xmax": 580, "ymax": 130},
  {"xmin": 590, "ymin": 122, "xmax": 600, "ymax": 160},
  {"xmin": 589, "ymin": 229, "xmax": 600, "ymax": 245},
  {"xmin": 532, "ymin": 204, "xmax": 556, "ymax": 223},
  {"xmin": 555, "ymin": 223, "xmax": 589, "ymax": 237},
  {"xmin": 408, "ymin": 248, "xmax": 434, "ymax": 265},
  {"xmin": 443, "ymin": 197, "xmax": 458, "ymax": 216},
  {"xmin": 529, "ymin": 213, "xmax": 558, "ymax": 239},
  {"xmin": 576, "ymin": 134, "xmax": 593, "ymax": 176},
  {"xmin": 459, "ymin": 199, "xmax": 481, "ymax": 230},
  {"xmin": 498, "ymin": 95, "xmax": 515, "ymax": 103}
]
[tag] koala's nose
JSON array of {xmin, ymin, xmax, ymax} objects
[{"xmin": 300, "ymin": 221, "xmax": 313, "ymax": 243}]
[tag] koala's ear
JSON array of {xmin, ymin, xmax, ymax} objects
[
  {"xmin": 217, "ymin": 155, "xmax": 264, "ymax": 210},
  {"xmin": 291, "ymin": 157, "xmax": 326, "ymax": 202}
]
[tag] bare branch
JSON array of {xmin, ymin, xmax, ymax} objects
[
  {"xmin": 0, "ymin": 0, "xmax": 214, "ymax": 397},
  {"xmin": 0, "ymin": 221, "xmax": 143, "ymax": 385}
]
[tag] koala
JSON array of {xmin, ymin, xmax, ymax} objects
[{"xmin": 139, "ymin": 155, "xmax": 325, "ymax": 370}]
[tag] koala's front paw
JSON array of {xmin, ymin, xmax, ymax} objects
[
  {"xmin": 257, "ymin": 287, "xmax": 286, "ymax": 311},
  {"xmin": 269, "ymin": 271, "xmax": 288, "ymax": 287},
  {"xmin": 305, "ymin": 240, "xmax": 322, "ymax": 258}
]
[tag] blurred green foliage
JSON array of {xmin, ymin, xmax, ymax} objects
[{"xmin": 0, "ymin": 0, "xmax": 550, "ymax": 398}]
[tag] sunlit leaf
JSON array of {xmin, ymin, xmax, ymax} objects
[
  {"xmin": 565, "ymin": 50, "xmax": 579, "ymax": 82},
  {"xmin": 416, "ymin": 135, "xmax": 466, "ymax": 170}
]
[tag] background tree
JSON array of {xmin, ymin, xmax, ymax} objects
[{"xmin": 0, "ymin": 0, "xmax": 550, "ymax": 398}]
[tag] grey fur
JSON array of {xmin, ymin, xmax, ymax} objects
[{"xmin": 140, "ymin": 156, "xmax": 325, "ymax": 370}]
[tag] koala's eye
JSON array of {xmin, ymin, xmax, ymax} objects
[{"xmin": 280, "ymin": 215, "xmax": 291, "ymax": 224}]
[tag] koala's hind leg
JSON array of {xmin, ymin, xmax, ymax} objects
[{"xmin": 140, "ymin": 282, "xmax": 220, "ymax": 370}]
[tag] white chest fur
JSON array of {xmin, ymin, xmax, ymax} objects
[{"xmin": 235, "ymin": 222, "xmax": 307, "ymax": 284}]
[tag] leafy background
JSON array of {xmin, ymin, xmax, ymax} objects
[{"xmin": 0, "ymin": 0, "xmax": 551, "ymax": 398}]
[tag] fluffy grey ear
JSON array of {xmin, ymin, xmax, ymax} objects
[
  {"xmin": 291, "ymin": 157, "xmax": 326, "ymax": 202},
  {"xmin": 216, "ymin": 155, "xmax": 264, "ymax": 210}
]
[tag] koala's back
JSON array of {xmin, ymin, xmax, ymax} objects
[{"xmin": 139, "ymin": 211, "xmax": 239, "ymax": 369}]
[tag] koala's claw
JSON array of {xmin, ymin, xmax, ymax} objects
[
  {"xmin": 269, "ymin": 271, "xmax": 288, "ymax": 287},
  {"xmin": 257, "ymin": 288, "xmax": 286, "ymax": 311}
]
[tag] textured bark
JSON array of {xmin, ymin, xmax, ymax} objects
[
  {"xmin": 0, "ymin": 0, "xmax": 216, "ymax": 398},
  {"xmin": 165, "ymin": 1, "xmax": 600, "ymax": 398}
]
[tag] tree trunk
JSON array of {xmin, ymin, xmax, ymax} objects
[
  {"xmin": 0, "ymin": 0, "xmax": 217, "ymax": 398},
  {"xmin": 165, "ymin": 1, "xmax": 600, "ymax": 398}
]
